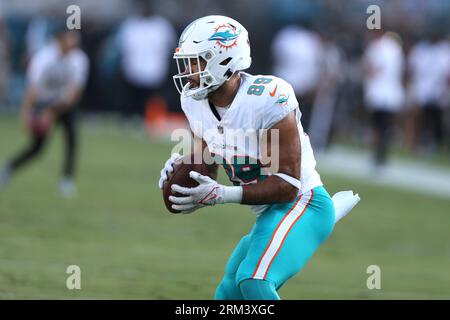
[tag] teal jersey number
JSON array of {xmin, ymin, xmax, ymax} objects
[
  {"xmin": 247, "ymin": 77, "xmax": 273, "ymax": 96},
  {"xmin": 212, "ymin": 153, "xmax": 267, "ymax": 185}
]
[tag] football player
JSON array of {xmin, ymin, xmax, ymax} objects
[
  {"xmin": 0, "ymin": 24, "xmax": 89, "ymax": 196},
  {"xmin": 158, "ymin": 15, "xmax": 359, "ymax": 300}
]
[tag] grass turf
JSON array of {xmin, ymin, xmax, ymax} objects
[{"xmin": 0, "ymin": 115, "xmax": 449, "ymax": 299}]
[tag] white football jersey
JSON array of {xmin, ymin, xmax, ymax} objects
[
  {"xmin": 181, "ymin": 72, "xmax": 322, "ymax": 214},
  {"xmin": 27, "ymin": 41, "xmax": 89, "ymax": 105}
]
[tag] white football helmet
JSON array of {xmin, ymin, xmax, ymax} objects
[{"xmin": 173, "ymin": 15, "xmax": 252, "ymax": 100}]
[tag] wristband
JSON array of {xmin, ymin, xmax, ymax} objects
[{"xmin": 222, "ymin": 186, "xmax": 243, "ymax": 204}]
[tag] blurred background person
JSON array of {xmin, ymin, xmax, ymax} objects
[
  {"xmin": 308, "ymin": 28, "xmax": 346, "ymax": 151},
  {"xmin": 362, "ymin": 30, "xmax": 405, "ymax": 169},
  {"xmin": 271, "ymin": 23, "xmax": 323, "ymax": 132},
  {"xmin": 0, "ymin": 24, "xmax": 89, "ymax": 197},
  {"xmin": 117, "ymin": 1, "xmax": 176, "ymax": 124},
  {"xmin": 407, "ymin": 31, "xmax": 450, "ymax": 155}
]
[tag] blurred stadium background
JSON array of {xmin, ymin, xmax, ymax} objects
[{"xmin": 0, "ymin": 0, "xmax": 449, "ymax": 299}]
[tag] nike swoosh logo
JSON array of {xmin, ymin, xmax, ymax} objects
[
  {"xmin": 269, "ymin": 84, "xmax": 278, "ymax": 97},
  {"xmin": 199, "ymin": 187, "xmax": 219, "ymax": 205},
  {"xmin": 193, "ymin": 40, "xmax": 204, "ymax": 44}
]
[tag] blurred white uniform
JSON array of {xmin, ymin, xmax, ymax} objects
[
  {"xmin": 271, "ymin": 26, "xmax": 323, "ymax": 96},
  {"xmin": 119, "ymin": 15, "xmax": 176, "ymax": 88},
  {"xmin": 27, "ymin": 41, "xmax": 89, "ymax": 106},
  {"xmin": 363, "ymin": 34, "xmax": 405, "ymax": 111},
  {"xmin": 408, "ymin": 40, "xmax": 450, "ymax": 108},
  {"xmin": 181, "ymin": 72, "xmax": 322, "ymax": 215}
]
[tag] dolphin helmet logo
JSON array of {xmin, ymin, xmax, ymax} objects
[
  {"xmin": 208, "ymin": 23, "xmax": 241, "ymax": 49},
  {"xmin": 209, "ymin": 30, "xmax": 240, "ymax": 42}
]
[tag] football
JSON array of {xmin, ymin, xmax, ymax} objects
[
  {"xmin": 29, "ymin": 117, "xmax": 50, "ymax": 137},
  {"xmin": 162, "ymin": 153, "xmax": 214, "ymax": 213}
]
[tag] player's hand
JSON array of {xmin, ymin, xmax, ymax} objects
[
  {"xmin": 169, "ymin": 171, "xmax": 225, "ymax": 213},
  {"xmin": 158, "ymin": 153, "xmax": 183, "ymax": 189}
]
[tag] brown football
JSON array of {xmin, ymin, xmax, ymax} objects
[{"xmin": 162, "ymin": 153, "xmax": 214, "ymax": 213}]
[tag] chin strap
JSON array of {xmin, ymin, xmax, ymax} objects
[{"xmin": 273, "ymin": 173, "xmax": 301, "ymax": 190}]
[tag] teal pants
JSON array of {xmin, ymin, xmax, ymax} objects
[{"xmin": 215, "ymin": 186, "xmax": 335, "ymax": 300}]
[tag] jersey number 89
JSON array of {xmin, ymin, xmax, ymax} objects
[{"xmin": 247, "ymin": 77, "xmax": 272, "ymax": 96}]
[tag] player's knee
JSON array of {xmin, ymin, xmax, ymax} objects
[{"xmin": 239, "ymin": 279, "xmax": 280, "ymax": 300}]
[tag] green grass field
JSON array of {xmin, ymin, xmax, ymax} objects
[{"xmin": 0, "ymin": 115, "xmax": 449, "ymax": 299}]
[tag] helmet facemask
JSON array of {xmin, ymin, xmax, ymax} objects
[{"xmin": 173, "ymin": 49, "xmax": 237, "ymax": 100}]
